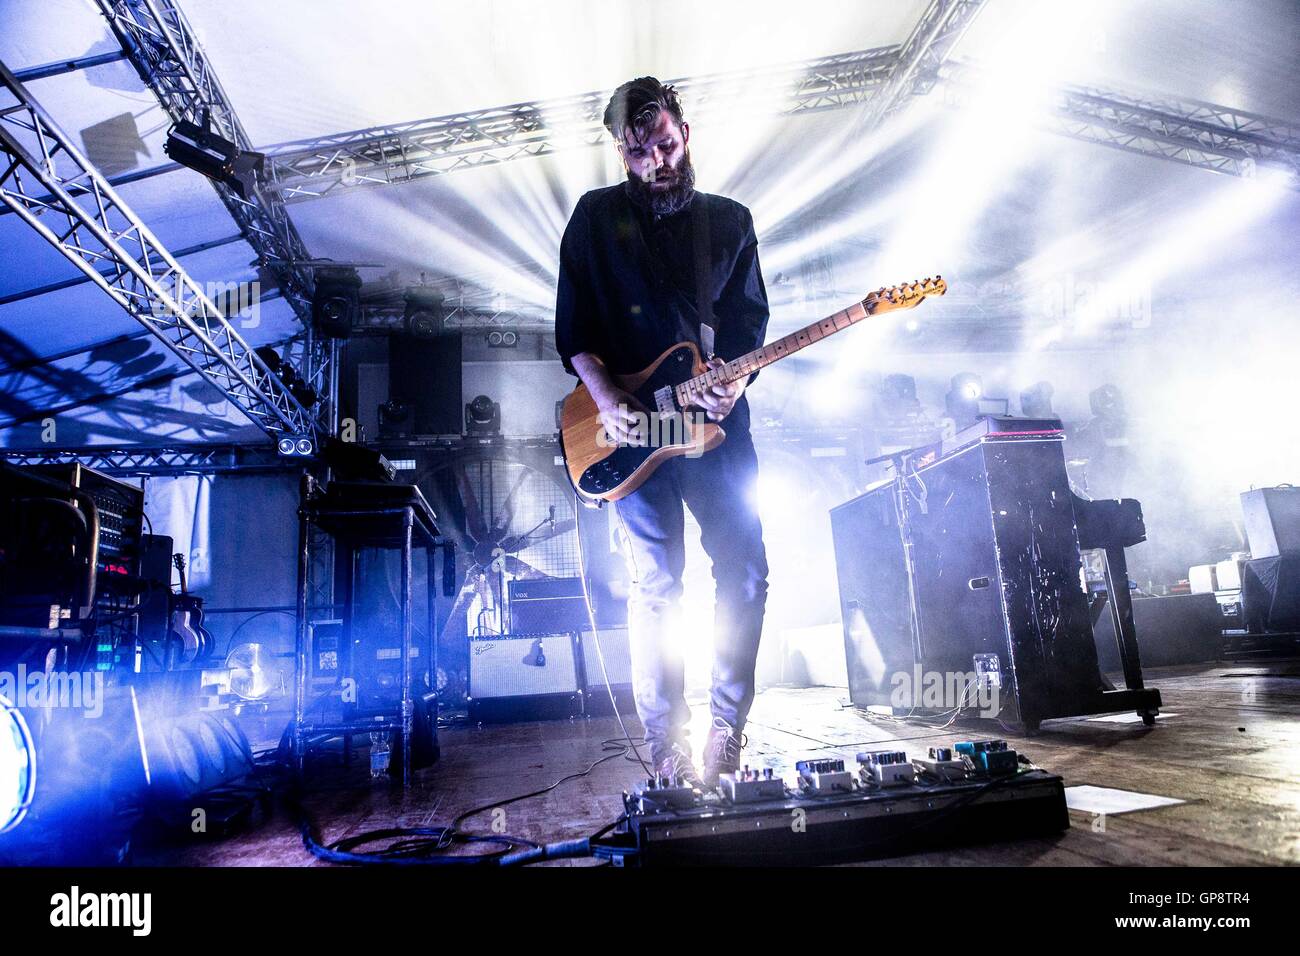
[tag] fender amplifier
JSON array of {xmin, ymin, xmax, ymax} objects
[{"xmin": 468, "ymin": 632, "xmax": 582, "ymax": 722}]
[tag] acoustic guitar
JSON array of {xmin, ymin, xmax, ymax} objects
[
  {"xmin": 559, "ymin": 276, "xmax": 947, "ymax": 501},
  {"xmin": 167, "ymin": 552, "xmax": 213, "ymax": 666}
]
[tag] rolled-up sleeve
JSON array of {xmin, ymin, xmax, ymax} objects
[
  {"xmin": 554, "ymin": 198, "xmax": 602, "ymax": 376},
  {"xmin": 714, "ymin": 207, "xmax": 769, "ymax": 384}
]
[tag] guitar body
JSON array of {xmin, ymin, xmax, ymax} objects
[
  {"xmin": 560, "ymin": 341, "xmax": 724, "ymax": 502},
  {"xmin": 168, "ymin": 595, "xmax": 211, "ymax": 665},
  {"xmin": 167, "ymin": 553, "xmax": 214, "ymax": 667}
]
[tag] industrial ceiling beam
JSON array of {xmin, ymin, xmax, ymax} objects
[{"xmin": 0, "ymin": 59, "xmax": 318, "ymax": 443}]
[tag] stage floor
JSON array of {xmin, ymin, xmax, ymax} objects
[{"xmin": 146, "ymin": 659, "xmax": 1300, "ymax": 866}]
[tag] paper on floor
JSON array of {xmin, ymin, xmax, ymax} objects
[{"xmin": 1065, "ymin": 784, "xmax": 1185, "ymax": 815}]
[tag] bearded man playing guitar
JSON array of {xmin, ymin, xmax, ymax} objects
[{"xmin": 555, "ymin": 76, "xmax": 770, "ymax": 788}]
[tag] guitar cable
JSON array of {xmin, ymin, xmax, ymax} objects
[
  {"xmin": 572, "ymin": 491, "xmax": 654, "ymax": 779},
  {"xmin": 286, "ymin": 493, "xmax": 650, "ymax": 867}
]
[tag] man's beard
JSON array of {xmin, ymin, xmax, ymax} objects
[{"xmin": 626, "ymin": 148, "xmax": 696, "ymax": 217}]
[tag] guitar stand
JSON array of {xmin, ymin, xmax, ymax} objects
[{"xmin": 292, "ymin": 474, "xmax": 440, "ymax": 787}]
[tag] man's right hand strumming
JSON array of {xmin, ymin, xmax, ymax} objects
[
  {"xmin": 593, "ymin": 385, "xmax": 650, "ymax": 447},
  {"xmin": 572, "ymin": 352, "xmax": 649, "ymax": 447}
]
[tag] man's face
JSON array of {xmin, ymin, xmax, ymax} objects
[
  {"xmin": 618, "ymin": 110, "xmax": 689, "ymax": 189},
  {"xmin": 618, "ymin": 110, "xmax": 695, "ymax": 216}
]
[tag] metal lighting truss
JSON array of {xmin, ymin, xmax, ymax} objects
[
  {"xmin": 938, "ymin": 60, "xmax": 1300, "ymax": 183},
  {"xmin": 92, "ymin": 0, "xmax": 338, "ymax": 428},
  {"xmin": 260, "ymin": 46, "xmax": 902, "ymax": 202},
  {"xmin": 0, "ymin": 59, "xmax": 317, "ymax": 442},
  {"xmin": 0, "ymin": 443, "xmax": 287, "ymax": 476},
  {"xmin": 1046, "ymin": 83, "xmax": 1300, "ymax": 181},
  {"xmin": 855, "ymin": 0, "xmax": 988, "ymax": 130}
]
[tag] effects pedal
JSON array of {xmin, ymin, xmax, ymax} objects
[
  {"xmin": 719, "ymin": 766, "xmax": 786, "ymax": 803},
  {"xmin": 914, "ymin": 746, "xmax": 968, "ymax": 782},
  {"xmin": 631, "ymin": 775, "xmax": 700, "ymax": 811},
  {"xmin": 796, "ymin": 758, "xmax": 854, "ymax": 794},
  {"xmin": 857, "ymin": 750, "xmax": 916, "ymax": 787},
  {"xmin": 954, "ymin": 739, "xmax": 1018, "ymax": 774}
]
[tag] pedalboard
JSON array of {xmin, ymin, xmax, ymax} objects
[{"xmin": 607, "ymin": 739, "xmax": 1065, "ymax": 866}]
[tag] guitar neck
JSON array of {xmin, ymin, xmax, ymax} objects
[{"xmin": 675, "ymin": 298, "xmax": 871, "ymax": 402}]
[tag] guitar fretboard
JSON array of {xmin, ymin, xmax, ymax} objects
[{"xmin": 674, "ymin": 299, "xmax": 870, "ymax": 407}]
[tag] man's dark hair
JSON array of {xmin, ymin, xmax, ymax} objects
[{"xmin": 603, "ymin": 76, "xmax": 686, "ymax": 145}]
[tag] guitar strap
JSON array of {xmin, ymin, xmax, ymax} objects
[
  {"xmin": 624, "ymin": 188, "xmax": 717, "ymax": 357},
  {"xmin": 691, "ymin": 195, "xmax": 716, "ymax": 358}
]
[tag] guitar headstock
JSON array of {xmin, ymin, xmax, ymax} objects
[
  {"xmin": 862, "ymin": 276, "xmax": 947, "ymax": 314},
  {"xmin": 172, "ymin": 553, "xmax": 185, "ymax": 573}
]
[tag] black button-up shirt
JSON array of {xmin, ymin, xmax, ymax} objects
[{"xmin": 554, "ymin": 182, "xmax": 769, "ymax": 390}]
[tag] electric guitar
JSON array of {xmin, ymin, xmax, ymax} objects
[{"xmin": 559, "ymin": 276, "xmax": 947, "ymax": 501}]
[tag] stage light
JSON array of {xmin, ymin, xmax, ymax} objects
[
  {"xmin": 953, "ymin": 373, "xmax": 982, "ymax": 401},
  {"xmin": 254, "ymin": 346, "xmax": 283, "ymax": 373},
  {"xmin": 226, "ymin": 643, "xmax": 279, "ymax": 701},
  {"xmin": 945, "ymin": 373, "xmax": 984, "ymax": 428},
  {"xmin": 379, "ymin": 399, "xmax": 413, "ymax": 437},
  {"xmin": 486, "ymin": 330, "xmax": 518, "ymax": 348},
  {"xmin": 878, "ymin": 374, "xmax": 920, "ymax": 417},
  {"xmin": 465, "ymin": 394, "xmax": 501, "ymax": 436},
  {"xmin": 0, "ymin": 695, "xmax": 36, "ymax": 834},
  {"xmin": 1020, "ymin": 381, "xmax": 1056, "ymax": 418},
  {"xmin": 752, "ymin": 472, "xmax": 798, "ymax": 517},
  {"xmin": 1089, "ymin": 383, "xmax": 1126, "ymax": 422},
  {"xmin": 404, "ymin": 287, "xmax": 447, "ymax": 339},
  {"xmin": 312, "ymin": 268, "xmax": 363, "ymax": 339},
  {"xmin": 164, "ymin": 116, "xmax": 264, "ymax": 200},
  {"xmin": 276, "ymin": 435, "xmax": 316, "ymax": 458}
]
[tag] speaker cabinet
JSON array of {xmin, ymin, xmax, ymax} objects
[
  {"xmin": 1093, "ymin": 593, "xmax": 1222, "ymax": 667},
  {"xmin": 831, "ymin": 428, "xmax": 1118, "ymax": 731},
  {"xmin": 388, "ymin": 334, "xmax": 463, "ymax": 435},
  {"xmin": 1240, "ymin": 487, "xmax": 1300, "ymax": 559}
]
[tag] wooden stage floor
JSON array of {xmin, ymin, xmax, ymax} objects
[{"xmin": 149, "ymin": 659, "xmax": 1300, "ymax": 866}]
